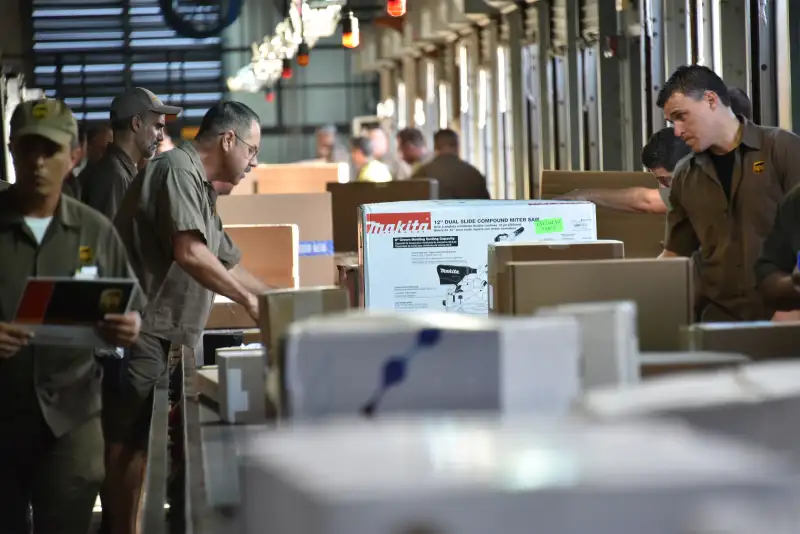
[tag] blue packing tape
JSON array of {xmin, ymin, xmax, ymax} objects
[{"xmin": 298, "ymin": 240, "xmax": 334, "ymax": 257}]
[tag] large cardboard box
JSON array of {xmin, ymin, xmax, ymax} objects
[
  {"xmin": 281, "ymin": 311, "xmax": 581, "ymax": 419},
  {"xmin": 207, "ymin": 296, "xmax": 255, "ymax": 329},
  {"xmin": 240, "ymin": 418, "xmax": 796, "ymax": 534},
  {"xmin": 540, "ymin": 170, "xmax": 666, "ymax": 258},
  {"xmin": 250, "ymin": 163, "xmax": 347, "ymax": 194},
  {"xmin": 224, "ymin": 224, "xmax": 299, "ymax": 288},
  {"xmin": 326, "ymin": 179, "xmax": 439, "ymax": 252},
  {"xmin": 503, "ymin": 258, "xmax": 693, "ymax": 351},
  {"xmin": 488, "ymin": 240, "xmax": 624, "ymax": 313},
  {"xmin": 682, "ymin": 321, "xmax": 800, "ymax": 360},
  {"xmin": 218, "ymin": 193, "xmax": 335, "ymax": 287},
  {"xmin": 359, "ymin": 200, "xmax": 597, "ymax": 315}
]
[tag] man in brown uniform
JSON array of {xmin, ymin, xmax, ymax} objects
[
  {"xmin": 412, "ymin": 129, "xmax": 490, "ymax": 199},
  {"xmin": 755, "ymin": 186, "xmax": 800, "ymax": 310},
  {"xmin": 0, "ymin": 98, "xmax": 142, "ymax": 533},
  {"xmin": 658, "ymin": 65, "xmax": 800, "ymax": 321},
  {"xmin": 108, "ymin": 101, "xmax": 267, "ymax": 534},
  {"xmin": 82, "ymin": 87, "xmax": 181, "ymax": 219}
]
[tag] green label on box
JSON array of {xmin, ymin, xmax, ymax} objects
[{"xmin": 534, "ymin": 217, "xmax": 564, "ymax": 234}]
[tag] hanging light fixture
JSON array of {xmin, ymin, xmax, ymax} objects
[
  {"xmin": 386, "ymin": 0, "xmax": 406, "ymax": 17},
  {"xmin": 341, "ymin": 11, "xmax": 359, "ymax": 48},
  {"xmin": 297, "ymin": 41, "xmax": 310, "ymax": 66},
  {"xmin": 281, "ymin": 57, "xmax": 293, "ymax": 78}
]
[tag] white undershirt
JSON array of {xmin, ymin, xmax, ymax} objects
[{"xmin": 24, "ymin": 216, "xmax": 53, "ymax": 245}]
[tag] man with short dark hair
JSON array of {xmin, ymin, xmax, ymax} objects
[
  {"xmin": 86, "ymin": 123, "xmax": 114, "ymax": 166},
  {"xmin": 81, "ymin": 87, "xmax": 181, "ymax": 220},
  {"xmin": 0, "ymin": 98, "xmax": 142, "ymax": 533},
  {"xmin": 350, "ymin": 135, "xmax": 391, "ymax": 183},
  {"xmin": 61, "ymin": 123, "xmax": 89, "ymax": 199},
  {"xmin": 411, "ymin": 129, "xmax": 489, "ymax": 199},
  {"xmin": 558, "ymin": 127, "xmax": 691, "ymax": 214},
  {"xmin": 756, "ymin": 186, "xmax": 800, "ymax": 313},
  {"xmin": 109, "ymin": 101, "xmax": 268, "ymax": 534},
  {"xmin": 658, "ymin": 64, "xmax": 800, "ymax": 322},
  {"xmin": 396, "ymin": 127, "xmax": 430, "ymax": 173}
]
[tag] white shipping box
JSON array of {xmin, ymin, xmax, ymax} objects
[
  {"xmin": 240, "ymin": 417, "xmax": 798, "ymax": 534},
  {"xmin": 283, "ymin": 311, "xmax": 581, "ymax": 419},
  {"xmin": 218, "ymin": 347, "xmax": 267, "ymax": 424},
  {"xmin": 536, "ymin": 300, "xmax": 639, "ymax": 389},
  {"xmin": 359, "ymin": 200, "xmax": 597, "ymax": 314}
]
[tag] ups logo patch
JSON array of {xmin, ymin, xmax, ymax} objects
[{"xmin": 753, "ymin": 160, "xmax": 765, "ymax": 174}]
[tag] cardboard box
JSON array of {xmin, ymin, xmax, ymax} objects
[
  {"xmin": 281, "ymin": 311, "xmax": 581, "ymax": 419},
  {"xmin": 682, "ymin": 321, "xmax": 800, "ymax": 360},
  {"xmin": 503, "ymin": 258, "xmax": 693, "ymax": 351},
  {"xmin": 359, "ymin": 200, "xmax": 597, "ymax": 315},
  {"xmin": 224, "ymin": 224, "xmax": 299, "ymax": 288},
  {"xmin": 536, "ymin": 301, "xmax": 639, "ymax": 389},
  {"xmin": 637, "ymin": 351, "xmax": 750, "ymax": 379},
  {"xmin": 251, "ymin": 163, "xmax": 347, "ymax": 194},
  {"xmin": 326, "ymin": 180, "xmax": 439, "ymax": 252},
  {"xmin": 488, "ymin": 240, "xmax": 624, "ymax": 313},
  {"xmin": 257, "ymin": 287, "xmax": 350, "ymax": 367},
  {"xmin": 218, "ymin": 347, "xmax": 268, "ymax": 424},
  {"xmin": 539, "ymin": 170, "xmax": 666, "ymax": 258},
  {"xmin": 218, "ymin": 193, "xmax": 335, "ymax": 287},
  {"xmin": 207, "ymin": 296, "xmax": 255, "ymax": 329},
  {"xmin": 240, "ymin": 417, "xmax": 796, "ymax": 534}
]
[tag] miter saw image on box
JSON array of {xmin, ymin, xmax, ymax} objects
[{"xmin": 437, "ymin": 226, "xmax": 526, "ymax": 313}]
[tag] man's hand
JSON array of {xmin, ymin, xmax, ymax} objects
[
  {"xmin": 0, "ymin": 323, "xmax": 33, "ymax": 359},
  {"xmin": 244, "ymin": 293, "xmax": 259, "ymax": 321},
  {"xmin": 97, "ymin": 311, "xmax": 141, "ymax": 347},
  {"xmin": 555, "ymin": 190, "xmax": 586, "ymax": 201}
]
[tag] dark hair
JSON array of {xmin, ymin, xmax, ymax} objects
[
  {"xmin": 196, "ymin": 101, "xmax": 260, "ymax": 141},
  {"xmin": 396, "ymin": 127, "xmax": 425, "ymax": 147},
  {"xmin": 433, "ymin": 129, "xmax": 459, "ymax": 151},
  {"xmin": 656, "ymin": 65, "xmax": 731, "ymax": 109},
  {"xmin": 165, "ymin": 120, "xmax": 183, "ymax": 140},
  {"xmin": 86, "ymin": 123, "xmax": 111, "ymax": 143},
  {"xmin": 641, "ymin": 127, "xmax": 692, "ymax": 172},
  {"xmin": 349, "ymin": 136, "xmax": 373, "ymax": 157},
  {"xmin": 77, "ymin": 123, "xmax": 89, "ymax": 144},
  {"xmin": 728, "ymin": 87, "xmax": 753, "ymax": 121}
]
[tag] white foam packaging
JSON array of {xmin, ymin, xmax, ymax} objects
[
  {"xmin": 535, "ymin": 300, "xmax": 639, "ymax": 389},
  {"xmin": 239, "ymin": 416, "xmax": 800, "ymax": 534},
  {"xmin": 217, "ymin": 347, "xmax": 267, "ymax": 424},
  {"xmin": 282, "ymin": 310, "xmax": 581, "ymax": 419},
  {"xmin": 359, "ymin": 200, "xmax": 597, "ymax": 315}
]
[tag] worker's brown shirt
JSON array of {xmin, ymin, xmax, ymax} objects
[
  {"xmin": 411, "ymin": 154, "xmax": 491, "ymax": 200},
  {"xmin": 666, "ymin": 119, "xmax": 800, "ymax": 321}
]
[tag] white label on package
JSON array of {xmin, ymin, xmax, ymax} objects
[{"xmin": 362, "ymin": 203, "xmax": 596, "ymax": 315}]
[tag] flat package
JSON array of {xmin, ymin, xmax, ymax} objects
[
  {"xmin": 504, "ymin": 258, "xmax": 693, "ymax": 351},
  {"xmin": 217, "ymin": 347, "xmax": 268, "ymax": 424},
  {"xmin": 240, "ymin": 417, "xmax": 798, "ymax": 534},
  {"xmin": 281, "ymin": 310, "xmax": 581, "ymax": 419},
  {"xmin": 359, "ymin": 200, "xmax": 597, "ymax": 315},
  {"xmin": 488, "ymin": 240, "xmax": 624, "ymax": 313},
  {"xmin": 682, "ymin": 321, "xmax": 800, "ymax": 360},
  {"xmin": 218, "ymin": 193, "xmax": 335, "ymax": 286}
]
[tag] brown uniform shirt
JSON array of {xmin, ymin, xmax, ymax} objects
[
  {"xmin": 81, "ymin": 143, "xmax": 139, "ymax": 220},
  {"xmin": 411, "ymin": 154, "xmax": 491, "ymax": 200},
  {"xmin": 666, "ymin": 119, "xmax": 800, "ymax": 321},
  {"xmin": 114, "ymin": 141, "xmax": 241, "ymax": 348},
  {"xmin": 755, "ymin": 184, "xmax": 800, "ymax": 283},
  {"xmin": 0, "ymin": 192, "xmax": 143, "ymax": 437}
]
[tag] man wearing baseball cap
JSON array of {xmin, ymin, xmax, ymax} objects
[
  {"xmin": 0, "ymin": 98, "xmax": 144, "ymax": 532},
  {"xmin": 81, "ymin": 87, "xmax": 181, "ymax": 220}
]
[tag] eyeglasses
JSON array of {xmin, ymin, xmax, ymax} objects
[{"xmin": 220, "ymin": 132, "xmax": 258, "ymax": 160}]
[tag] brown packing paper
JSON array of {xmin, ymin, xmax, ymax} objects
[
  {"xmin": 682, "ymin": 321, "xmax": 800, "ymax": 361},
  {"xmin": 488, "ymin": 240, "xmax": 625, "ymax": 314},
  {"xmin": 218, "ymin": 193, "xmax": 335, "ymax": 287},
  {"xmin": 224, "ymin": 224, "xmax": 299, "ymax": 288},
  {"xmin": 326, "ymin": 180, "xmax": 439, "ymax": 252},
  {"xmin": 539, "ymin": 170, "xmax": 666, "ymax": 258},
  {"xmin": 250, "ymin": 163, "xmax": 346, "ymax": 194},
  {"xmin": 505, "ymin": 258, "xmax": 693, "ymax": 351}
]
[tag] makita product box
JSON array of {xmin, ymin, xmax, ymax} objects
[{"xmin": 358, "ymin": 200, "xmax": 597, "ymax": 314}]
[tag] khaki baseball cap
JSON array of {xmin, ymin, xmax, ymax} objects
[
  {"xmin": 10, "ymin": 98, "xmax": 78, "ymax": 148},
  {"xmin": 110, "ymin": 87, "xmax": 182, "ymax": 121}
]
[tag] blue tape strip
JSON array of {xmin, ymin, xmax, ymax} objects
[{"xmin": 298, "ymin": 240, "xmax": 334, "ymax": 257}]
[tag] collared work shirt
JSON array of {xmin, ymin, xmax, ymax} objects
[
  {"xmin": 357, "ymin": 160, "xmax": 392, "ymax": 183},
  {"xmin": 665, "ymin": 119, "xmax": 800, "ymax": 321},
  {"xmin": 0, "ymin": 192, "xmax": 143, "ymax": 437},
  {"xmin": 81, "ymin": 144, "xmax": 139, "ymax": 220},
  {"xmin": 755, "ymin": 184, "xmax": 800, "ymax": 283},
  {"xmin": 114, "ymin": 141, "xmax": 241, "ymax": 349},
  {"xmin": 412, "ymin": 154, "xmax": 491, "ymax": 200}
]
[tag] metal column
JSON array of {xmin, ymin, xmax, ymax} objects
[
  {"xmin": 696, "ymin": 0, "xmax": 714, "ymax": 68},
  {"xmin": 752, "ymin": 0, "xmax": 777, "ymax": 126},
  {"xmin": 662, "ymin": 0, "xmax": 690, "ymax": 80},
  {"xmin": 717, "ymin": 0, "xmax": 750, "ymax": 92},
  {"xmin": 507, "ymin": 8, "xmax": 530, "ymax": 198},
  {"xmin": 643, "ymin": 0, "xmax": 666, "ymax": 139},
  {"xmin": 593, "ymin": 0, "xmax": 623, "ymax": 170},
  {"xmin": 551, "ymin": 0, "xmax": 583, "ymax": 170},
  {"xmin": 402, "ymin": 56, "xmax": 418, "ymax": 129},
  {"xmin": 618, "ymin": 3, "xmax": 643, "ymax": 170},
  {"xmin": 581, "ymin": 0, "xmax": 601, "ymax": 170},
  {"xmin": 775, "ymin": 0, "xmax": 800, "ymax": 132},
  {"xmin": 525, "ymin": 3, "xmax": 555, "ymax": 195}
]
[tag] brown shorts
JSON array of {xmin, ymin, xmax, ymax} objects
[{"xmin": 102, "ymin": 332, "xmax": 171, "ymax": 449}]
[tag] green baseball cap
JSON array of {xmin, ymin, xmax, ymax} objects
[
  {"xmin": 110, "ymin": 87, "xmax": 182, "ymax": 121},
  {"xmin": 10, "ymin": 98, "xmax": 78, "ymax": 149}
]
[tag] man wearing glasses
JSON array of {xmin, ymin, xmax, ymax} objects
[
  {"xmin": 81, "ymin": 87, "xmax": 182, "ymax": 220},
  {"xmin": 108, "ymin": 101, "xmax": 268, "ymax": 534}
]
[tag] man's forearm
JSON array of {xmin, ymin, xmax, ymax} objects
[
  {"xmin": 176, "ymin": 241, "xmax": 253, "ymax": 308},
  {"xmin": 564, "ymin": 188, "xmax": 664, "ymax": 213},
  {"xmin": 231, "ymin": 264, "xmax": 271, "ymax": 294},
  {"xmin": 760, "ymin": 273, "xmax": 800, "ymax": 311}
]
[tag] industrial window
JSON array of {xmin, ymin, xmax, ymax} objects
[{"xmin": 29, "ymin": 0, "xmax": 224, "ymax": 122}]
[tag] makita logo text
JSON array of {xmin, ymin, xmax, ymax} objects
[
  {"xmin": 365, "ymin": 212, "xmax": 432, "ymax": 234},
  {"xmin": 439, "ymin": 268, "xmax": 459, "ymax": 274}
]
